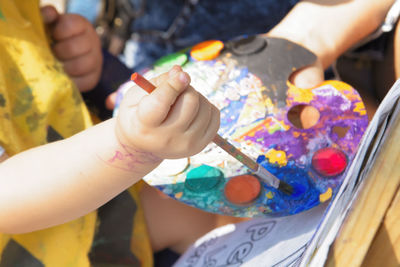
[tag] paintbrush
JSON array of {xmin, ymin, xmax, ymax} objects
[{"xmin": 130, "ymin": 72, "xmax": 294, "ymax": 195}]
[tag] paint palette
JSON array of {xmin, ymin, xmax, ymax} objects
[{"xmin": 115, "ymin": 36, "xmax": 368, "ymax": 217}]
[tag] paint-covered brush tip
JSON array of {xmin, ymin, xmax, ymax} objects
[{"xmin": 278, "ymin": 181, "xmax": 294, "ymax": 195}]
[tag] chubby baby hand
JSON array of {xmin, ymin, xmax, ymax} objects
[
  {"xmin": 41, "ymin": 5, "xmax": 103, "ymax": 92},
  {"xmin": 116, "ymin": 66, "xmax": 220, "ymax": 159}
]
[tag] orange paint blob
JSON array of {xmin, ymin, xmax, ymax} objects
[
  {"xmin": 190, "ymin": 40, "xmax": 224, "ymax": 61},
  {"xmin": 224, "ymin": 175, "xmax": 261, "ymax": 205}
]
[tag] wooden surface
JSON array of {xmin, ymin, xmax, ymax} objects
[
  {"xmin": 326, "ymin": 103, "xmax": 400, "ymax": 266},
  {"xmin": 362, "ymin": 188, "xmax": 400, "ymax": 266}
]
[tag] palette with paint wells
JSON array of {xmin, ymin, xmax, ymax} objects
[{"xmin": 115, "ymin": 35, "xmax": 369, "ymax": 217}]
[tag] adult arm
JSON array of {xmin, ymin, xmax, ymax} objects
[{"xmin": 269, "ymin": 0, "xmax": 396, "ymax": 69}]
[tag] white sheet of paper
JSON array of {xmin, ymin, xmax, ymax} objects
[{"xmin": 174, "ymin": 203, "xmax": 328, "ymax": 267}]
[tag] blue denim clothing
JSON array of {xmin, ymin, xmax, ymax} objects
[
  {"xmin": 81, "ymin": 49, "xmax": 132, "ymax": 119},
  {"xmin": 67, "ymin": 0, "xmax": 101, "ymax": 23},
  {"xmin": 68, "ymin": 0, "xmax": 300, "ymax": 71}
]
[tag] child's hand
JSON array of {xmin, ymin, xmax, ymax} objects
[
  {"xmin": 41, "ymin": 6, "xmax": 103, "ymax": 92},
  {"xmin": 116, "ymin": 66, "xmax": 220, "ymax": 159}
]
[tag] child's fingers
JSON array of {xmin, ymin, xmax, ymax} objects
[
  {"xmin": 71, "ymin": 69, "xmax": 102, "ymax": 92},
  {"xmin": 51, "ymin": 14, "xmax": 88, "ymax": 41},
  {"xmin": 133, "ymin": 65, "xmax": 183, "ymax": 94},
  {"xmin": 149, "ymin": 65, "xmax": 181, "ymax": 87},
  {"xmin": 160, "ymin": 87, "xmax": 200, "ymax": 130},
  {"xmin": 184, "ymin": 95, "xmax": 213, "ymax": 135},
  {"xmin": 105, "ymin": 92, "xmax": 117, "ymax": 110},
  {"xmin": 62, "ymin": 49, "xmax": 99, "ymax": 76},
  {"xmin": 137, "ymin": 70, "xmax": 191, "ymax": 126},
  {"xmin": 53, "ymin": 33, "xmax": 94, "ymax": 60},
  {"xmin": 188, "ymin": 97, "xmax": 220, "ymax": 154},
  {"xmin": 185, "ymin": 97, "xmax": 220, "ymax": 154},
  {"xmin": 200, "ymin": 105, "xmax": 220, "ymax": 146},
  {"xmin": 40, "ymin": 5, "xmax": 59, "ymax": 24}
]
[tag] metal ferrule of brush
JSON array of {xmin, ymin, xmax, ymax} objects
[{"xmin": 254, "ymin": 165, "xmax": 280, "ymax": 189}]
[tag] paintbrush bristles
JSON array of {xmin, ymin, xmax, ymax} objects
[{"xmin": 278, "ymin": 181, "xmax": 294, "ymax": 195}]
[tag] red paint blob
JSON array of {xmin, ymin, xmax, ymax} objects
[
  {"xmin": 224, "ymin": 175, "xmax": 261, "ymax": 205},
  {"xmin": 312, "ymin": 147, "xmax": 348, "ymax": 177}
]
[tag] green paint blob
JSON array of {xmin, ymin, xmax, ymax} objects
[
  {"xmin": 185, "ymin": 165, "xmax": 223, "ymax": 193},
  {"xmin": 154, "ymin": 52, "xmax": 188, "ymax": 69},
  {"xmin": 0, "ymin": 8, "xmax": 4, "ymax": 21},
  {"xmin": 0, "ymin": 94, "xmax": 5, "ymax": 107}
]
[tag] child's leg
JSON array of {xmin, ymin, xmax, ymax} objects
[{"xmin": 139, "ymin": 183, "xmax": 247, "ymax": 254}]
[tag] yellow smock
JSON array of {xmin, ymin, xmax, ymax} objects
[{"xmin": 0, "ymin": 1, "xmax": 152, "ymax": 266}]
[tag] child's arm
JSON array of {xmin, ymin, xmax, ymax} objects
[{"xmin": 0, "ymin": 66, "xmax": 220, "ymax": 234}]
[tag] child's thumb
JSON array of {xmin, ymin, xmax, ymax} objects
[{"xmin": 40, "ymin": 5, "xmax": 60, "ymax": 25}]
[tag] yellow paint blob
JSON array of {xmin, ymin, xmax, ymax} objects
[
  {"xmin": 265, "ymin": 149, "xmax": 287, "ymax": 167},
  {"xmin": 287, "ymin": 82, "xmax": 314, "ymax": 104},
  {"xmin": 353, "ymin": 101, "xmax": 367, "ymax": 116},
  {"xmin": 175, "ymin": 192, "xmax": 183, "ymax": 199},
  {"xmin": 266, "ymin": 191, "xmax": 274, "ymax": 199},
  {"xmin": 326, "ymin": 80, "xmax": 359, "ymax": 101},
  {"xmin": 319, "ymin": 187, "xmax": 333, "ymax": 203}
]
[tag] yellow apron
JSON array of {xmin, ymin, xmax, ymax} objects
[{"xmin": 0, "ymin": 1, "xmax": 152, "ymax": 266}]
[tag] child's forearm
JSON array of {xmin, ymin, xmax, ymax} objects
[
  {"xmin": 0, "ymin": 118, "xmax": 161, "ymax": 233},
  {"xmin": 269, "ymin": 0, "xmax": 395, "ymax": 68}
]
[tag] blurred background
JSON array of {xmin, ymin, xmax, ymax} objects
[
  {"xmin": 40, "ymin": 0, "xmax": 397, "ymax": 119},
  {"xmin": 41, "ymin": 0, "xmax": 66, "ymax": 12}
]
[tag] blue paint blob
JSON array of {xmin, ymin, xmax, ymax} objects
[
  {"xmin": 185, "ymin": 165, "xmax": 223, "ymax": 193},
  {"xmin": 258, "ymin": 159, "xmax": 321, "ymax": 216},
  {"xmin": 256, "ymin": 155, "xmax": 266, "ymax": 164},
  {"xmin": 289, "ymin": 182, "xmax": 307, "ymax": 199}
]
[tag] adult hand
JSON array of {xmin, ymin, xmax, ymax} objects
[{"xmin": 290, "ymin": 57, "xmax": 324, "ymax": 89}]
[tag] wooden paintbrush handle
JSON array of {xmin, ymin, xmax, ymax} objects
[{"xmin": 212, "ymin": 134, "xmax": 258, "ymax": 171}]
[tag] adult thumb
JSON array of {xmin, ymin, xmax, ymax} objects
[
  {"xmin": 288, "ymin": 59, "xmax": 324, "ymax": 129},
  {"xmin": 290, "ymin": 59, "xmax": 324, "ymax": 89}
]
